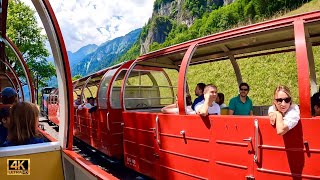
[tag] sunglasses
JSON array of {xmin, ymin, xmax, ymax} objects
[
  {"xmin": 240, "ymin": 88, "xmax": 248, "ymax": 91},
  {"xmin": 275, "ymin": 97, "xmax": 291, "ymax": 103}
]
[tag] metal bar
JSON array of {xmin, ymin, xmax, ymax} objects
[
  {"xmin": 254, "ymin": 119, "xmax": 259, "ymax": 163},
  {"xmin": 156, "ymin": 115, "xmax": 160, "ymax": 146},
  {"xmin": 106, "ymin": 112, "xmax": 110, "ymax": 132}
]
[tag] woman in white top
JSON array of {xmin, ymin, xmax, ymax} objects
[
  {"xmin": 161, "ymin": 94, "xmax": 195, "ymax": 114},
  {"xmin": 268, "ymin": 85, "xmax": 300, "ymax": 135}
]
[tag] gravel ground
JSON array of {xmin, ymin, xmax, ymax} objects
[{"xmin": 38, "ymin": 116, "xmax": 59, "ymax": 140}]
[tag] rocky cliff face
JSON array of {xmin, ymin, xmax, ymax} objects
[
  {"xmin": 224, "ymin": 0, "xmax": 236, "ymax": 5},
  {"xmin": 140, "ymin": 0, "xmax": 226, "ymax": 53}
]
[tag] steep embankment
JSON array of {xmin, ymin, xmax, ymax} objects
[
  {"xmin": 117, "ymin": 0, "xmax": 320, "ymax": 105},
  {"xmin": 187, "ymin": 0, "xmax": 320, "ymax": 105}
]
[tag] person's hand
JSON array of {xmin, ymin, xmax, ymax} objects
[
  {"xmin": 204, "ymin": 92, "xmax": 214, "ymax": 104},
  {"xmin": 269, "ymin": 112, "xmax": 276, "ymax": 125}
]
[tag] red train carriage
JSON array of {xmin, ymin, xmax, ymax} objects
[
  {"xmin": 72, "ymin": 61, "xmax": 136, "ymax": 158},
  {"xmin": 48, "ymin": 88, "xmax": 59, "ymax": 125},
  {"xmin": 119, "ymin": 11, "xmax": 320, "ymax": 179}
]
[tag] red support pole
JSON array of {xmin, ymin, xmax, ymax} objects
[{"xmin": 293, "ymin": 19, "xmax": 311, "ymax": 118}]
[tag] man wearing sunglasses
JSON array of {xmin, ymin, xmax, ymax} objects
[{"xmin": 228, "ymin": 82, "xmax": 253, "ymax": 115}]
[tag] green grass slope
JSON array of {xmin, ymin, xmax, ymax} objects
[{"xmin": 187, "ymin": 0, "xmax": 320, "ymax": 106}]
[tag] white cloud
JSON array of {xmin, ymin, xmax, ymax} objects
[{"xmin": 22, "ymin": 0, "xmax": 155, "ymax": 52}]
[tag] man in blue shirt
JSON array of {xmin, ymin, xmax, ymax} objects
[
  {"xmin": 191, "ymin": 83, "xmax": 206, "ymax": 110},
  {"xmin": 228, "ymin": 82, "xmax": 253, "ymax": 115}
]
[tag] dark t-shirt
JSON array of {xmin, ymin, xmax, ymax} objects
[
  {"xmin": 1, "ymin": 137, "xmax": 44, "ymax": 147},
  {"xmin": 0, "ymin": 125, "xmax": 7, "ymax": 145},
  {"xmin": 192, "ymin": 95, "xmax": 204, "ymax": 110}
]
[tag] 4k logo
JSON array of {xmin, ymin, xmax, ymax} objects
[{"xmin": 7, "ymin": 159, "xmax": 30, "ymax": 175}]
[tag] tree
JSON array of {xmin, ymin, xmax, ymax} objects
[
  {"xmin": 6, "ymin": 0, "xmax": 55, "ymax": 88},
  {"xmin": 72, "ymin": 74, "xmax": 82, "ymax": 81}
]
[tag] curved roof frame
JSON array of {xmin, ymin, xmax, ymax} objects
[
  {"xmin": 132, "ymin": 11, "xmax": 320, "ymax": 117},
  {"xmin": 2, "ymin": 37, "xmax": 34, "ymax": 102},
  {"xmin": 32, "ymin": 0, "xmax": 73, "ymax": 149},
  {"xmin": 1, "ymin": 60, "xmax": 25, "ymax": 101}
]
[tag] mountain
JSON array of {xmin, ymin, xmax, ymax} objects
[
  {"xmin": 46, "ymin": 44, "xmax": 98, "ymax": 67},
  {"xmin": 68, "ymin": 44, "xmax": 98, "ymax": 67},
  {"xmin": 72, "ymin": 28, "xmax": 141, "ymax": 76}
]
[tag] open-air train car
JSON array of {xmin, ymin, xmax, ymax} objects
[
  {"xmin": 120, "ymin": 11, "xmax": 320, "ymax": 179},
  {"xmin": 40, "ymin": 87, "xmax": 56, "ymax": 117},
  {"xmin": 72, "ymin": 59, "xmax": 177, "ymax": 159},
  {"xmin": 48, "ymin": 88, "xmax": 59, "ymax": 125}
]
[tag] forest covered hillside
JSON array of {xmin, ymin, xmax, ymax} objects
[{"xmin": 114, "ymin": 0, "xmax": 320, "ymax": 106}]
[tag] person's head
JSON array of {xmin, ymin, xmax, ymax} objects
[
  {"xmin": 195, "ymin": 83, "xmax": 206, "ymax": 96},
  {"xmin": 76, "ymin": 95, "xmax": 81, "ymax": 101},
  {"xmin": 216, "ymin": 93, "xmax": 225, "ymax": 105},
  {"xmin": 2, "ymin": 87, "xmax": 17, "ymax": 104},
  {"xmin": 186, "ymin": 94, "xmax": 192, "ymax": 106},
  {"xmin": 0, "ymin": 107, "xmax": 10, "ymax": 128},
  {"xmin": 313, "ymin": 93, "xmax": 320, "ymax": 116},
  {"xmin": 204, "ymin": 84, "xmax": 218, "ymax": 103},
  {"xmin": 175, "ymin": 94, "xmax": 192, "ymax": 106},
  {"xmin": 239, "ymin": 82, "xmax": 250, "ymax": 98},
  {"xmin": 273, "ymin": 85, "xmax": 292, "ymax": 114},
  {"xmin": 8, "ymin": 102, "xmax": 40, "ymax": 145},
  {"xmin": 89, "ymin": 97, "xmax": 95, "ymax": 106}
]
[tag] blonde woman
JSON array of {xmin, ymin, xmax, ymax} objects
[
  {"xmin": 2, "ymin": 102, "xmax": 44, "ymax": 146},
  {"xmin": 268, "ymin": 85, "xmax": 300, "ymax": 135}
]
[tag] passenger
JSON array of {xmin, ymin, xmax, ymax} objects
[
  {"xmin": 268, "ymin": 85, "xmax": 300, "ymax": 135},
  {"xmin": 311, "ymin": 89, "xmax": 320, "ymax": 116},
  {"xmin": 161, "ymin": 94, "xmax": 195, "ymax": 114},
  {"xmin": 216, "ymin": 93, "xmax": 227, "ymax": 109},
  {"xmin": 78, "ymin": 97, "xmax": 95, "ymax": 111},
  {"xmin": 1, "ymin": 87, "xmax": 18, "ymax": 104},
  {"xmin": 312, "ymin": 92, "xmax": 320, "ymax": 116},
  {"xmin": 89, "ymin": 98, "xmax": 98, "ymax": 113},
  {"xmin": 195, "ymin": 84, "xmax": 220, "ymax": 116},
  {"xmin": 73, "ymin": 95, "xmax": 82, "ymax": 108},
  {"xmin": 191, "ymin": 83, "xmax": 206, "ymax": 110},
  {"xmin": 228, "ymin": 82, "xmax": 253, "ymax": 115},
  {"xmin": 0, "ymin": 107, "xmax": 10, "ymax": 145},
  {"xmin": 2, "ymin": 102, "xmax": 44, "ymax": 146}
]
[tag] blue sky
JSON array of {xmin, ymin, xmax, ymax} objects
[{"xmin": 22, "ymin": 0, "xmax": 155, "ymax": 52}]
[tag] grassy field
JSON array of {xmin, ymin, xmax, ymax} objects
[{"xmin": 186, "ymin": 0, "xmax": 320, "ymax": 106}]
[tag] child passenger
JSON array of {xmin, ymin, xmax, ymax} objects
[
  {"xmin": 268, "ymin": 85, "xmax": 300, "ymax": 135},
  {"xmin": 2, "ymin": 102, "xmax": 44, "ymax": 146}
]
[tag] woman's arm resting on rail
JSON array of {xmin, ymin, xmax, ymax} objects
[{"xmin": 274, "ymin": 111, "xmax": 289, "ymax": 135}]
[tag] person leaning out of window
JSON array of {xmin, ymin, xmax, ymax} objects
[{"xmin": 268, "ymin": 85, "xmax": 300, "ymax": 135}]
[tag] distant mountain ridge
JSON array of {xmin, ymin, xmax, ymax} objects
[
  {"xmin": 71, "ymin": 28, "xmax": 141, "ymax": 76},
  {"xmin": 68, "ymin": 44, "xmax": 98, "ymax": 67},
  {"xmin": 46, "ymin": 44, "xmax": 98, "ymax": 67}
]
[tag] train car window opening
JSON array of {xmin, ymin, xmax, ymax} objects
[
  {"xmin": 124, "ymin": 65, "xmax": 178, "ymax": 111},
  {"xmin": 188, "ymin": 48, "xmax": 299, "ymax": 116},
  {"xmin": 110, "ymin": 70, "xmax": 127, "ymax": 109},
  {"xmin": 311, "ymin": 45, "xmax": 320, "ymax": 117},
  {"xmin": 97, "ymin": 68, "xmax": 118, "ymax": 109}
]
